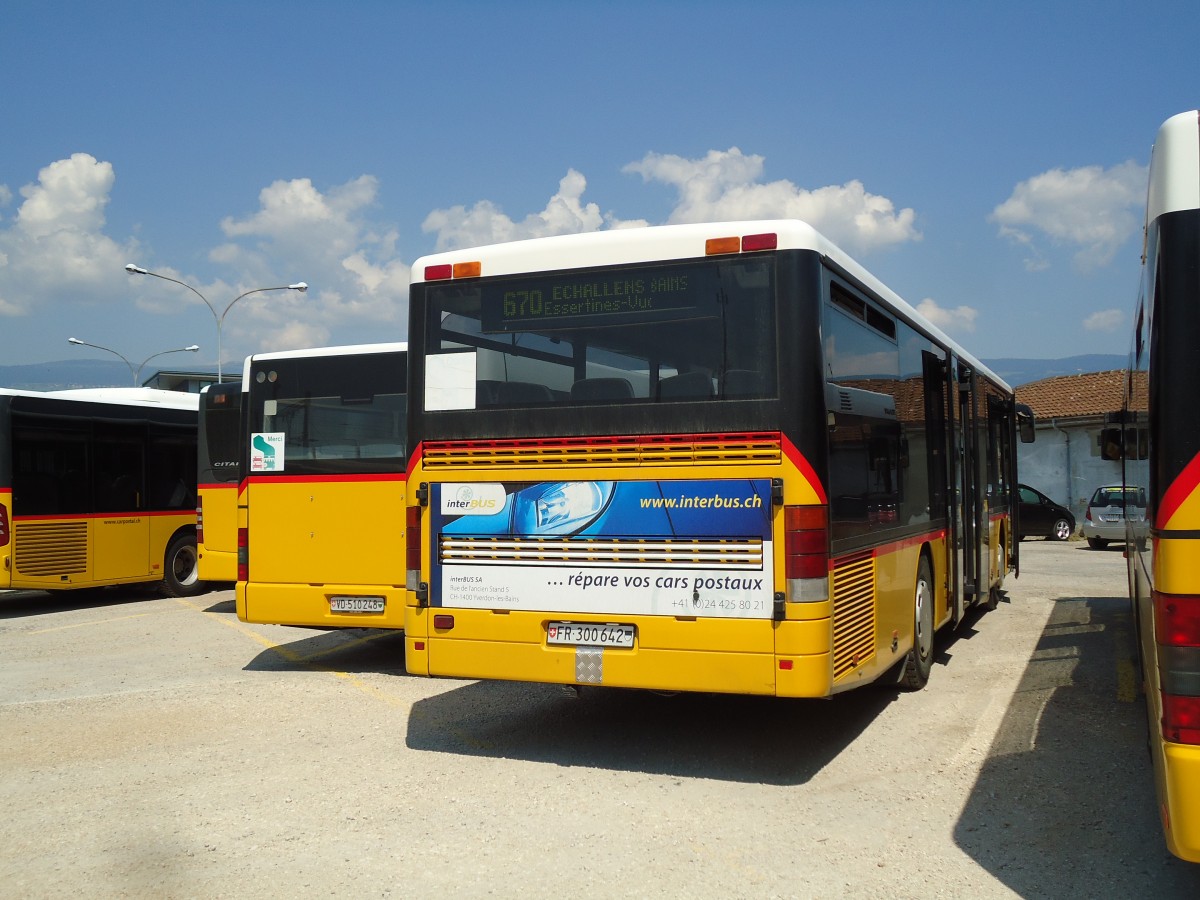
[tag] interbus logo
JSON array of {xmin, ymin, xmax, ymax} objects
[
  {"xmin": 441, "ymin": 483, "xmax": 505, "ymax": 515},
  {"xmin": 639, "ymin": 494, "xmax": 764, "ymax": 510}
]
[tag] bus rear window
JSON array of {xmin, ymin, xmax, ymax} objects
[{"xmin": 424, "ymin": 258, "xmax": 777, "ymax": 411}]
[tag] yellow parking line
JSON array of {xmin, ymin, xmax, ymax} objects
[
  {"xmin": 172, "ymin": 597, "xmax": 407, "ymax": 707},
  {"xmin": 1113, "ymin": 624, "xmax": 1139, "ymax": 703},
  {"xmin": 31, "ymin": 611, "xmax": 158, "ymax": 635}
]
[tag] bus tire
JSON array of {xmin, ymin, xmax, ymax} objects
[
  {"xmin": 161, "ymin": 533, "xmax": 204, "ymax": 598},
  {"xmin": 898, "ymin": 555, "xmax": 935, "ymax": 691}
]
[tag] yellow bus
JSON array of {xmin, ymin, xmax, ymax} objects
[
  {"xmin": 0, "ymin": 387, "xmax": 204, "ymax": 597},
  {"xmin": 404, "ymin": 220, "xmax": 1033, "ymax": 696},
  {"xmin": 1124, "ymin": 110, "xmax": 1200, "ymax": 863},
  {"xmin": 236, "ymin": 342, "xmax": 408, "ymax": 628},
  {"xmin": 197, "ymin": 381, "xmax": 241, "ymax": 583}
]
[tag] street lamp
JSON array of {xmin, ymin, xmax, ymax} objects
[
  {"xmin": 125, "ymin": 264, "xmax": 308, "ymax": 382},
  {"xmin": 68, "ymin": 337, "xmax": 201, "ymax": 386}
]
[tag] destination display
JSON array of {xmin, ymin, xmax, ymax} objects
[{"xmin": 480, "ymin": 262, "xmax": 724, "ymax": 333}]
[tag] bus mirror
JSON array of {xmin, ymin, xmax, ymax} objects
[{"xmin": 1016, "ymin": 403, "xmax": 1035, "ymax": 443}]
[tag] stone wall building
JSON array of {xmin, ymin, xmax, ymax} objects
[{"xmin": 1015, "ymin": 369, "xmax": 1147, "ymax": 525}]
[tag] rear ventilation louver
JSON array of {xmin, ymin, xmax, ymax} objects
[
  {"xmin": 14, "ymin": 521, "xmax": 88, "ymax": 576},
  {"xmin": 421, "ymin": 432, "xmax": 782, "ymax": 469},
  {"xmin": 440, "ymin": 536, "xmax": 763, "ymax": 568},
  {"xmin": 832, "ymin": 551, "xmax": 876, "ymax": 679}
]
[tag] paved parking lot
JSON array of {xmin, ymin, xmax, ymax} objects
[{"xmin": 1, "ymin": 540, "xmax": 1198, "ymax": 897}]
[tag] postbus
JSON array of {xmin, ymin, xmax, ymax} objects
[
  {"xmin": 0, "ymin": 386, "xmax": 203, "ymax": 596},
  {"xmin": 1124, "ymin": 109, "xmax": 1200, "ymax": 863},
  {"xmin": 235, "ymin": 342, "xmax": 409, "ymax": 628},
  {"xmin": 197, "ymin": 380, "xmax": 241, "ymax": 583},
  {"xmin": 404, "ymin": 219, "xmax": 1034, "ymax": 696}
]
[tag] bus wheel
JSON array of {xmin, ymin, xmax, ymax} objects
[
  {"xmin": 898, "ymin": 556, "xmax": 935, "ymax": 691},
  {"xmin": 161, "ymin": 533, "xmax": 203, "ymax": 598}
]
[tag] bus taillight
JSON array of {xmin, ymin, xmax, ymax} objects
[
  {"xmin": 785, "ymin": 505, "xmax": 829, "ymax": 602},
  {"xmin": 237, "ymin": 527, "xmax": 248, "ymax": 582},
  {"xmin": 0, "ymin": 502, "xmax": 8, "ymax": 548},
  {"xmin": 1162, "ymin": 695, "xmax": 1200, "ymax": 745},
  {"xmin": 1154, "ymin": 591, "xmax": 1200, "ymax": 744},
  {"xmin": 406, "ymin": 505, "xmax": 422, "ymax": 591},
  {"xmin": 196, "ymin": 499, "xmax": 205, "ymax": 545}
]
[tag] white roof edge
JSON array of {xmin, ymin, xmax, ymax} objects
[
  {"xmin": 1147, "ymin": 110, "xmax": 1200, "ymax": 222},
  {"xmin": 1, "ymin": 386, "xmax": 199, "ymax": 410}
]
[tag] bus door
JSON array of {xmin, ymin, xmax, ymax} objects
[
  {"xmin": 92, "ymin": 423, "xmax": 150, "ymax": 581},
  {"xmin": 955, "ymin": 363, "xmax": 986, "ymax": 610},
  {"xmin": 921, "ymin": 352, "xmax": 956, "ymax": 622}
]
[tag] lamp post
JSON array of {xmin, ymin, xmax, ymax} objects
[
  {"xmin": 68, "ymin": 337, "xmax": 200, "ymax": 386},
  {"xmin": 125, "ymin": 264, "xmax": 308, "ymax": 382}
]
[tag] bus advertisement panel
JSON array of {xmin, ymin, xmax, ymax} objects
[{"xmin": 433, "ymin": 478, "xmax": 772, "ymax": 618}]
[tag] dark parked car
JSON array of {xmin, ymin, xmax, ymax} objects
[{"xmin": 1018, "ymin": 484, "xmax": 1075, "ymax": 541}]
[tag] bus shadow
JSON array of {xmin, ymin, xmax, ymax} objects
[
  {"xmin": 0, "ymin": 586, "xmax": 154, "ymax": 619},
  {"xmin": 243, "ymin": 628, "xmax": 409, "ymax": 676},
  {"xmin": 403, "ymin": 602, "xmax": 995, "ymax": 785},
  {"xmin": 406, "ymin": 680, "xmax": 893, "ymax": 785},
  {"xmin": 953, "ymin": 593, "xmax": 1200, "ymax": 894},
  {"xmin": 202, "ymin": 597, "xmax": 236, "ymax": 614}
]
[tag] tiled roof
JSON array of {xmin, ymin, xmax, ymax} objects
[{"xmin": 1015, "ymin": 369, "xmax": 1147, "ymax": 419}]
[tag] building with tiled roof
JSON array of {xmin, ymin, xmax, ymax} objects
[{"xmin": 1014, "ymin": 370, "xmax": 1145, "ymax": 528}]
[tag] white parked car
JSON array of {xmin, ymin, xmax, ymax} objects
[{"xmin": 1081, "ymin": 484, "xmax": 1148, "ymax": 549}]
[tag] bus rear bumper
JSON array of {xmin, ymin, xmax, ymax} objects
[
  {"xmin": 1162, "ymin": 741, "xmax": 1200, "ymax": 863},
  {"xmin": 197, "ymin": 546, "xmax": 237, "ymax": 584},
  {"xmin": 407, "ymin": 627, "xmax": 834, "ymax": 697},
  {"xmin": 238, "ymin": 582, "xmax": 406, "ymax": 629}
]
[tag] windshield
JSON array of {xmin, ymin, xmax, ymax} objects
[
  {"xmin": 422, "ymin": 257, "xmax": 777, "ymax": 411},
  {"xmin": 247, "ymin": 352, "xmax": 407, "ymax": 472},
  {"xmin": 1091, "ymin": 487, "xmax": 1146, "ymax": 507},
  {"xmin": 199, "ymin": 385, "xmax": 241, "ymax": 484}
]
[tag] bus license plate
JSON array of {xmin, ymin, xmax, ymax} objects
[
  {"xmin": 330, "ymin": 596, "xmax": 385, "ymax": 613},
  {"xmin": 547, "ymin": 622, "xmax": 634, "ymax": 648}
]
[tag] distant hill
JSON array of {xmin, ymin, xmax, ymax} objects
[
  {"xmin": 0, "ymin": 359, "xmax": 139, "ymax": 391},
  {"xmin": 982, "ymin": 355, "xmax": 1126, "ymax": 387},
  {"xmin": 0, "ymin": 354, "xmax": 1129, "ymax": 392}
]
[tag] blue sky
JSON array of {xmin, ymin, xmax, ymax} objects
[{"xmin": 1, "ymin": 1, "xmax": 1195, "ymax": 372}]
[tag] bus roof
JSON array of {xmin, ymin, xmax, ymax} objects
[
  {"xmin": 0, "ymin": 386, "xmax": 199, "ymax": 410},
  {"xmin": 1147, "ymin": 110, "xmax": 1200, "ymax": 223},
  {"xmin": 240, "ymin": 341, "xmax": 408, "ymax": 393},
  {"xmin": 411, "ymin": 219, "xmax": 1008, "ymax": 391}
]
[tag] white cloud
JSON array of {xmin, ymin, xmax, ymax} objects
[
  {"xmin": 624, "ymin": 148, "xmax": 921, "ymax": 254},
  {"xmin": 0, "ymin": 154, "xmax": 135, "ymax": 317},
  {"xmin": 422, "ymin": 170, "xmax": 645, "ymax": 251},
  {"xmin": 1083, "ymin": 308, "xmax": 1124, "ymax": 332},
  {"xmin": 916, "ymin": 298, "xmax": 978, "ymax": 335},
  {"xmin": 421, "ymin": 149, "xmax": 920, "ymax": 256},
  {"xmin": 215, "ymin": 175, "xmax": 411, "ymax": 355},
  {"xmin": 991, "ymin": 161, "xmax": 1146, "ymax": 271}
]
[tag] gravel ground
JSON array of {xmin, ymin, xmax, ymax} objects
[{"xmin": 1, "ymin": 539, "xmax": 1197, "ymax": 898}]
